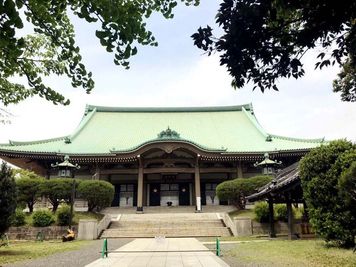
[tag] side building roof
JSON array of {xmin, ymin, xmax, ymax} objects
[{"xmin": 0, "ymin": 104, "xmax": 325, "ymax": 156}]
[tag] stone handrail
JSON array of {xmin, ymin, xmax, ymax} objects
[
  {"xmin": 78, "ymin": 214, "xmax": 112, "ymax": 240},
  {"xmin": 97, "ymin": 214, "xmax": 112, "ymax": 237},
  {"xmin": 220, "ymin": 212, "xmax": 238, "ymax": 236}
]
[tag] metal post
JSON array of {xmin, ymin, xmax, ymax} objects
[
  {"xmin": 216, "ymin": 237, "xmax": 220, "ymax": 256},
  {"xmin": 101, "ymin": 238, "xmax": 108, "ymax": 258}
]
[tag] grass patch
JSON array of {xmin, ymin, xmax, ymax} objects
[
  {"xmin": 224, "ymin": 239, "xmax": 356, "ymax": 267},
  {"xmin": 18, "ymin": 211, "xmax": 103, "ymax": 227},
  {"xmin": 0, "ymin": 240, "xmax": 91, "ymax": 265},
  {"xmin": 228, "ymin": 208, "xmax": 254, "ymax": 220},
  {"xmin": 73, "ymin": 212, "xmax": 104, "ymax": 224}
]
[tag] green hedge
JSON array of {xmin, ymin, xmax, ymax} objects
[
  {"xmin": 254, "ymin": 202, "xmax": 270, "ymax": 223},
  {"xmin": 77, "ymin": 180, "xmax": 114, "ymax": 212},
  {"xmin": 11, "ymin": 209, "xmax": 26, "ymax": 227},
  {"xmin": 56, "ymin": 205, "xmax": 73, "ymax": 226},
  {"xmin": 32, "ymin": 209, "xmax": 55, "ymax": 227},
  {"xmin": 216, "ymin": 175, "xmax": 272, "ymax": 209}
]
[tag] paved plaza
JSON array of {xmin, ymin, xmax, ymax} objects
[{"xmin": 85, "ymin": 238, "xmax": 229, "ymax": 267}]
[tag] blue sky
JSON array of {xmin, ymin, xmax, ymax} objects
[{"xmin": 1, "ymin": 1, "xmax": 355, "ymax": 143}]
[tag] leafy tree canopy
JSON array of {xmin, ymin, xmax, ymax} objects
[
  {"xmin": 300, "ymin": 140, "xmax": 356, "ymax": 247},
  {"xmin": 15, "ymin": 171, "xmax": 44, "ymax": 213},
  {"xmin": 0, "ymin": 0, "xmax": 199, "ymax": 106},
  {"xmin": 40, "ymin": 178, "xmax": 75, "ymax": 212},
  {"xmin": 192, "ymin": 0, "xmax": 356, "ymax": 101},
  {"xmin": 0, "ymin": 162, "xmax": 17, "ymax": 235}
]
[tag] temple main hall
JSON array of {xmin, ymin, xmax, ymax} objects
[{"xmin": 0, "ymin": 104, "xmax": 324, "ymax": 211}]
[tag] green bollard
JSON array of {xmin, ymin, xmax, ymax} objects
[
  {"xmin": 216, "ymin": 237, "xmax": 221, "ymax": 256},
  {"xmin": 101, "ymin": 238, "xmax": 108, "ymax": 258}
]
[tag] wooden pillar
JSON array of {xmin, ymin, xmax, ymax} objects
[
  {"xmin": 268, "ymin": 197, "xmax": 276, "ymax": 238},
  {"xmin": 195, "ymin": 155, "xmax": 202, "ymax": 212},
  {"xmin": 237, "ymin": 161, "xmax": 243, "ymax": 178},
  {"xmin": 93, "ymin": 163, "xmax": 101, "ymax": 180},
  {"xmin": 137, "ymin": 156, "xmax": 144, "ymax": 212},
  {"xmin": 287, "ymin": 195, "xmax": 294, "ymax": 240}
]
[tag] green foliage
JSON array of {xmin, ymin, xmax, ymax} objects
[
  {"xmin": 254, "ymin": 202, "xmax": 270, "ymax": 223},
  {"xmin": 0, "ymin": 0, "xmax": 199, "ymax": 107},
  {"xmin": 338, "ymin": 161, "xmax": 356, "ymax": 205},
  {"xmin": 10, "ymin": 209, "xmax": 26, "ymax": 227},
  {"xmin": 274, "ymin": 204, "xmax": 288, "ymax": 222},
  {"xmin": 40, "ymin": 178, "xmax": 75, "ymax": 212},
  {"xmin": 300, "ymin": 140, "xmax": 356, "ymax": 247},
  {"xmin": 192, "ymin": 0, "xmax": 356, "ymax": 102},
  {"xmin": 56, "ymin": 205, "xmax": 73, "ymax": 226},
  {"xmin": 32, "ymin": 210, "xmax": 55, "ymax": 227},
  {"xmin": 0, "ymin": 162, "xmax": 17, "ymax": 235},
  {"xmin": 216, "ymin": 175, "xmax": 272, "ymax": 209},
  {"xmin": 77, "ymin": 180, "xmax": 114, "ymax": 212},
  {"xmin": 16, "ymin": 172, "xmax": 44, "ymax": 213}
]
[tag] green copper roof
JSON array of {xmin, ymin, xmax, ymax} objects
[{"xmin": 0, "ymin": 104, "xmax": 324, "ymax": 155}]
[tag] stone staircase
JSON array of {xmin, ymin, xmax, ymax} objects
[{"xmin": 101, "ymin": 213, "xmax": 231, "ymax": 238}]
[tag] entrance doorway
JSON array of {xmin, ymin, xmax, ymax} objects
[
  {"xmin": 179, "ymin": 183, "xmax": 190, "ymax": 206},
  {"xmin": 149, "ymin": 183, "xmax": 161, "ymax": 206}
]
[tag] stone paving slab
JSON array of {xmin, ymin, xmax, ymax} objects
[{"xmin": 85, "ymin": 238, "xmax": 229, "ymax": 267}]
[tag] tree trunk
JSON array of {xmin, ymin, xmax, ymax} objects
[{"xmin": 28, "ymin": 203, "xmax": 34, "ymax": 213}]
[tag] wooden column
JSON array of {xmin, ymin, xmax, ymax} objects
[
  {"xmin": 237, "ymin": 161, "xmax": 243, "ymax": 178},
  {"xmin": 287, "ymin": 195, "xmax": 294, "ymax": 240},
  {"xmin": 268, "ymin": 197, "xmax": 276, "ymax": 238},
  {"xmin": 195, "ymin": 155, "xmax": 202, "ymax": 212},
  {"xmin": 137, "ymin": 156, "xmax": 144, "ymax": 212}
]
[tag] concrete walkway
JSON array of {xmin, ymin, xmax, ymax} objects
[{"xmin": 85, "ymin": 238, "xmax": 229, "ymax": 267}]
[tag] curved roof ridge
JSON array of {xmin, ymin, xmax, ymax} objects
[
  {"xmin": 241, "ymin": 106, "xmax": 269, "ymax": 138},
  {"xmin": 270, "ymin": 134, "xmax": 325, "ymax": 143},
  {"xmin": 68, "ymin": 107, "xmax": 97, "ymax": 142},
  {"xmin": 3, "ymin": 136, "xmax": 68, "ymax": 147},
  {"xmin": 86, "ymin": 104, "xmax": 252, "ymax": 113}
]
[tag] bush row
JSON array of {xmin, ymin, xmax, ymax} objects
[
  {"xmin": 11, "ymin": 204, "xmax": 75, "ymax": 227},
  {"xmin": 15, "ymin": 175, "xmax": 114, "ymax": 213},
  {"xmin": 254, "ymin": 201, "xmax": 303, "ymax": 223}
]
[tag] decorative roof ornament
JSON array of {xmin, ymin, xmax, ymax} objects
[
  {"xmin": 64, "ymin": 137, "xmax": 71, "ymax": 144},
  {"xmin": 157, "ymin": 127, "xmax": 181, "ymax": 139},
  {"xmin": 51, "ymin": 155, "xmax": 80, "ymax": 169},
  {"xmin": 254, "ymin": 153, "xmax": 282, "ymax": 168}
]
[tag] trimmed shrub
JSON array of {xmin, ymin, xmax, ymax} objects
[
  {"xmin": 254, "ymin": 201, "xmax": 270, "ymax": 223},
  {"xmin": 216, "ymin": 175, "xmax": 272, "ymax": 209},
  {"xmin": 77, "ymin": 180, "xmax": 114, "ymax": 212},
  {"xmin": 56, "ymin": 205, "xmax": 73, "ymax": 226},
  {"xmin": 40, "ymin": 178, "xmax": 75, "ymax": 212},
  {"xmin": 11, "ymin": 209, "xmax": 26, "ymax": 227},
  {"xmin": 32, "ymin": 209, "xmax": 55, "ymax": 227},
  {"xmin": 16, "ymin": 174, "xmax": 44, "ymax": 213}
]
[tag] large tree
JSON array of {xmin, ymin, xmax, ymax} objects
[
  {"xmin": 300, "ymin": 140, "xmax": 356, "ymax": 247},
  {"xmin": 0, "ymin": 0, "xmax": 198, "ymax": 106},
  {"xmin": 192, "ymin": 0, "xmax": 356, "ymax": 101},
  {"xmin": 0, "ymin": 162, "xmax": 17, "ymax": 235}
]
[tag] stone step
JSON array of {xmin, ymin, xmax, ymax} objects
[
  {"xmin": 101, "ymin": 212, "xmax": 232, "ymax": 238},
  {"xmin": 110, "ymin": 221, "xmax": 224, "ymax": 228},
  {"xmin": 101, "ymin": 228, "xmax": 231, "ymax": 238}
]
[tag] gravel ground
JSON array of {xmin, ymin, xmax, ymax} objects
[{"xmin": 5, "ymin": 238, "xmax": 133, "ymax": 267}]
